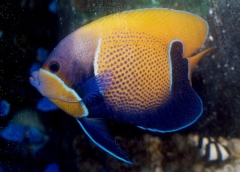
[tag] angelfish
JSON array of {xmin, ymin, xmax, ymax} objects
[{"xmin": 30, "ymin": 8, "xmax": 212, "ymax": 163}]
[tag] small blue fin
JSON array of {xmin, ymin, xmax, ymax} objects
[
  {"xmin": 75, "ymin": 71, "xmax": 112, "ymax": 105},
  {"xmin": 76, "ymin": 118, "xmax": 132, "ymax": 164}
]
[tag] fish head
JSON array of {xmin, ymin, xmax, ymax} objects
[
  {"xmin": 29, "ymin": 30, "xmax": 95, "ymax": 117},
  {"xmin": 41, "ymin": 34, "xmax": 89, "ymax": 88}
]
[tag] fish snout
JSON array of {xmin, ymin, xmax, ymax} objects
[{"xmin": 29, "ymin": 71, "xmax": 40, "ymax": 88}]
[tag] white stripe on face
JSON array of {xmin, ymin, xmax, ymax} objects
[{"xmin": 93, "ymin": 38, "xmax": 102, "ymax": 76}]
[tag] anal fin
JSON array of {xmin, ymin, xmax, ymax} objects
[{"xmin": 76, "ymin": 118, "xmax": 131, "ymax": 164}]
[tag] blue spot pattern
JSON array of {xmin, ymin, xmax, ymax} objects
[
  {"xmin": 48, "ymin": 0, "xmax": 57, "ymax": 14},
  {"xmin": 0, "ymin": 100, "xmax": 10, "ymax": 117},
  {"xmin": 29, "ymin": 62, "xmax": 41, "ymax": 74},
  {"xmin": 44, "ymin": 163, "xmax": 59, "ymax": 172},
  {"xmin": 37, "ymin": 48, "xmax": 48, "ymax": 62},
  {"xmin": 37, "ymin": 97, "xmax": 58, "ymax": 112},
  {"xmin": 0, "ymin": 123, "xmax": 25, "ymax": 142}
]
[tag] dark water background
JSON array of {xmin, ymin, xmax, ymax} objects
[{"xmin": 1, "ymin": 0, "xmax": 240, "ymax": 171}]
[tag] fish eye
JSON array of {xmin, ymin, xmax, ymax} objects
[{"xmin": 49, "ymin": 61, "xmax": 60, "ymax": 73}]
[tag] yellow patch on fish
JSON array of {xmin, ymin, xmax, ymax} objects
[
  {"xmin": 83, "ymin": 9, "xmax": 208, "ymax": 57},
  {"xmin": 30, "ymin": 69, "xmax": 88, "ymax": 117}
]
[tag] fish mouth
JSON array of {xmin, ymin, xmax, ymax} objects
[
  {"xmin": 29, "ymin": 75, "xmax": 36, "ymax": 83},
  {"xmin": 29, "ymin": 71, "xmax": 40, "ymax": 88}
]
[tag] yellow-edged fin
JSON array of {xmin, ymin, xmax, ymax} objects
[
  {"xmin": 49, "ymin": 99, "xmax": 88, "ymax": 117},
  {"xmin": 188, "ymin": 47, "xmax": 214, "ymax": 85},
  {"xmin": 83, "ymin": 8, "xmax": 209, "ymax": 57}
]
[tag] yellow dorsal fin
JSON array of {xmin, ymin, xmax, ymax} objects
[
  {"xmin": 83, "ymin": 8, "xmax": 209, "ymax": 57},
  {"xmin": 188, "ymin": 47, "xmax": 214, "ymax": 85}
]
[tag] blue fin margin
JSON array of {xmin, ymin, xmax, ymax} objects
[{"xmin": 76, "ymin": 118, "xmax": 132, "ymax": 164}]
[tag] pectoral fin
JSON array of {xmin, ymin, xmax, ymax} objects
[{"xmin": 75, "ymin": 71, "xmax": 112, "ymax": 105}]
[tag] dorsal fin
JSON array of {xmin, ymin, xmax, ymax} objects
[{"xmin": 83, "ymin": 8, "xmax": 209, "ymax": 57}]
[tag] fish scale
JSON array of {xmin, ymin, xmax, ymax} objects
[{"xmin": 96, "ymin": 29, "xmax": 170, "ymax": 113}]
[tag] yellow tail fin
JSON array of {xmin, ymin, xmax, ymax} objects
[{"xmin": 188, "ymin": 47, "xmax": 214, "ymax": 85}]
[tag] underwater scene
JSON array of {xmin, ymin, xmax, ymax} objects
[{"xmin": 1, "ymin": 0, "xmax": 240, "ymax": 171}]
